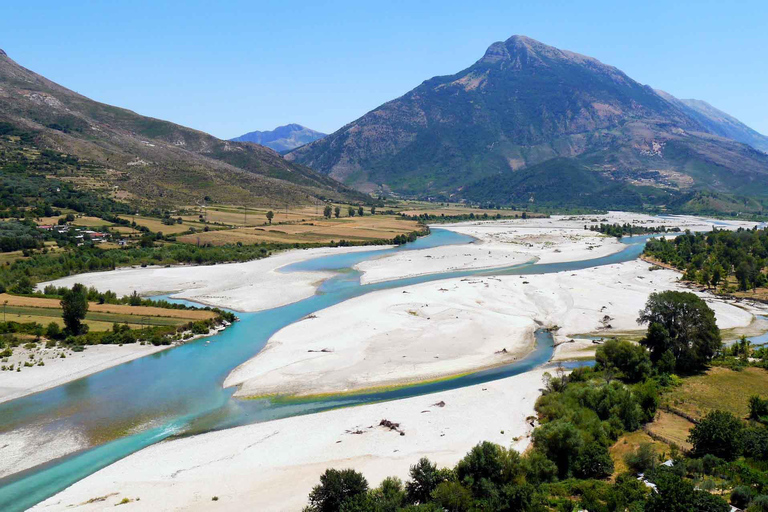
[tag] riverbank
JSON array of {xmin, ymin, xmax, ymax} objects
[
  {"xmin": 40, "ymin": 245, "xmax": 390, "ymax": 313},
  {"xmin": 227, "ymin": 257, "xmax": 755, "ymax": 399},
  {"xmin": 353, "ymin": 211, "xmax": 757, "ymax": 285},
  {"xmin": 32, "ymin": 369, "xmax": 547, "ymax": 512}
]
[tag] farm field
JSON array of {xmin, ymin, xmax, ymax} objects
[
  {"xmin": 177, "ymin": 214, "xmax": 421, "ymax": 245},
  {"xmin": 0, "ymin": 293, "xmax": 215, "ymax": 331},
  {"xmin": 662, "ymin": 367, "xmax": 768, "ymax": 420},
  {"xmin": 117, "ymin": 215, "xmax": 203, "ymax": 235},
  {"xmin": 609, "ymin": 430, "xmax": 670, "ymax": 477}
]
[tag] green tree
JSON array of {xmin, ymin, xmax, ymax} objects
[
  {"xmin": 371, "ymin": 206, "xmax": 376, "ymax": 215},
  {"xmin": 431, "ymin": 481, "xmax": 472, "ymax": 512},
  {"xmin": 60, "ymin": 283, "xmax": 89, "ymax": 335},
  {"xmin": 323, "ymin": 205, "xmax": 332, "ymax": 219},
  {"xmin": 688, "ymin": 410, "xmax": 743, "ymax": 460},
  {"xmin": 573, "ymin": 442, "xmax": 614, "ymax": 478},
  {"xmin": 358, "ymin": 205, "xmax": 364, "ymax": 217},
  {"xmin": 595, "ymin": 339, "xmax": 652, "ymax": 382},
  {"xmin": 532, "ymin": 420, "xmax": 584, "ymax": 478},
  {"xmin": 334, "ymin": 206, "xmax": 341, "ymax": 218},
  {"xmin": 406, "ymin": 458, "xmax": 445, "ymax": 504},
  {"xmin": 308, "ymin": 468, "xmax": 369, "ymax": 512},
  {"xmin": 348, "ymin": 206, "xmax": 355, "ymax": 217},
  {"xmin": 266, "ymin": 211, "xmax": 274, "ymax": 224},
  {"xmin": 638, "ymin": 291, "xmax": 721, "ymax": 372}
]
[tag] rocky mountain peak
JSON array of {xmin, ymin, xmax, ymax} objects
[{"xmin": 0, "ymin": 49, "xmax": 7, "ymax": 57}]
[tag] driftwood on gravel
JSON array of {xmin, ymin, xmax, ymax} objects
[{"xmin": 379, "ymin": 419, "xmax": 405, "ymax": 435}]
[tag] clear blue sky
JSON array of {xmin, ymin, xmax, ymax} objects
[{"xmin": 2, "ymin": 0, "xmax": 767, "ymax": 138}]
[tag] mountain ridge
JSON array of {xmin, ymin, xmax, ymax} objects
[
  {"xmin": 287, "ymin": 35, "xmax": 768, "ymax": 210},
  {"xmin": 231, "ymin": 124, "xmax": 325, "ymax": 152},
  {"xmin": 0, "ymin": 50, "xmax": 361, "ymax": 207}
]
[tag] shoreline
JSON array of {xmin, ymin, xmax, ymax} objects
[{"xmin": 32, "ymin": 369, "xmax": 549, "ymax": 512}]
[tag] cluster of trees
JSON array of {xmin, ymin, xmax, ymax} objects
[
  {"xmin": 399, "ymin": 211, "xmax": 521, "ymax": 223},
  {"xmin": 637, "ymin": 291, "xmax": 721, "ymax": 373},
  {"xmin": 643, "ymin": 228, "xmax": 768, "ymax": 291},
  {"xmin": 0, "ymin": 219, "xmax": 45, "ymax": 252},
  {"xmin": 321, "ymin": 205, "xmax": 374, "ymax": 219},
  {"xmin": 587, "ymin": 223, "xmax": 679, "ymax": 238}
]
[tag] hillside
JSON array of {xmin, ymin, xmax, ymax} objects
[
  {"xmin": 231, "ymin": 124, "xmax": 326, "ymax": 152},
  {"xmin": 655, "ymin": 91, "xmax": 768, "ymax": 153},
  {"xmin": 287, "ymin": 36, "xmax": 768, "ymax": 211},
  {"xmin": 0, "ymin": 49, "xmax": 361, "ymax": 208}
]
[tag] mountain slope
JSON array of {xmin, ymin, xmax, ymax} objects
[
  {"xmin": 655, "ymin": 91, "xmax": 768, "ymax": 153},
  {"xmin": 287, "ymin": 36, "xmax": 768, "ymax": 208},
  {"xmin": 231, "ymin": 124, "xmax": 325, "ymax": 152},
  {"xmin": 0, "ymin": 50, "xmax": 360, "ymax": 207}
]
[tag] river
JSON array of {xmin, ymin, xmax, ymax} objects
[{"xmin": 0, "ymin": 229, "xmax": 656, "ymax": 510}]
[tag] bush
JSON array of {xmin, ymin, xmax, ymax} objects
[
  {"xmin": 624, "ymin": 442, "xmax": 657, "ymax": 474},
  {"xmin": 749, "ymin": 395, "xmax": 768, "ymax": 422},
  {"xmin": 731, "ymin": 486, "xmax": 755, "ymax": 509},
  {"xmin": 749, "ymin": 495, "xmax": 768, "ymax": 512},
  {"xmin": 689, "ymin": 410, "xmax": 744, "ymax": 460},
  {"xmin": 595, "ymin": 339, "xmax": 652, "ymax": 382}
]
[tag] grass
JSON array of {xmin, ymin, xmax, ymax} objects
[
  {"xmin": 609, "ymin": 430, "xmax": 670, "ymax": 478},
  {"xmin": 117, "ymin": 215, "xmax": 203, "ymax": 235},
  {"xmin": 662, "ymin": 367, "xmax": 768, "ymax": 420},
  {"xmin": 178, "ymin": 215, "xmax": 421, "ymax": 246},
  {"xmin": 645, "ymin": 410, "xmax": 695, "ymax": 451}
]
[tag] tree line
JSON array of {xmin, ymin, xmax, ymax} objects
[{"xmin": 643, "ymin": 227, "xmax": 768, "ymax": 291}]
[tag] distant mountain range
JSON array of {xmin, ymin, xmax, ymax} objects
[
  {"xmin": 287, "ymin": 35, "xmax": 768, "ymax": 212},
  {"xmin": 0, "ymin": 50, "xmax": 361, "ymax": 207},
  {"xmin": 231, "ymin": 124, "xmax": 325, "ymax": 152}
]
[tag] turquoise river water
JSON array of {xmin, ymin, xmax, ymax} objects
[{"xmin": 0, "ymin": 229, "xmax": 674, "ymax": 510}]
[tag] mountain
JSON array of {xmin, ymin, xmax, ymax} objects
[
  {"xmin": 0, "ymin": 50, "xmax": 361, "ymax": 207},
  {"xmin": 287, "ymin": 36, "xmax": 768, "ymax": 211},
  {"xmin": 231, "ymin": 124, "xmax": 325, "ymax": 152},
  {"xmin": 655, "ymin": 91, "xmax": 768, "ymax": 153}
]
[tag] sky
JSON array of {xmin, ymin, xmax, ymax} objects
[{"xmin": 2, "ymin": 0, "xmax": 767, "ymax": 139}]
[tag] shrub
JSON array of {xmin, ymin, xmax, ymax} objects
[
  {"xmin": 689, "ymin": 410, "xmax": 743, "ymax": 460},
  {"xmin": 624, "ymin": 442, "xmax": 657, "ymax": 474},
  {"xmin": 749, "ymin": 495, "xmax": 768, "ymax": 512},
  {"xmin": 573, "ymin": 442, "xmax": 614, "ymax": 479},
  {"xmin": 595, "ymin": 339, "xmax": 652, "ymax": 382},
  {"xmin": 731, "ymin": 486, "xmax": 755, "ymax": 509}
]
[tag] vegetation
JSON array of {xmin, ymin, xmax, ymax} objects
[
  {"xmin": 587, "ymin": 223, "xmax": 679, "ymax": 238},
  {"xmin": 638, "ymin": 291, "xmax": 721, "ymax": 373},
  {"xmin": 60, "ymin": 283, "xmax": 89, "ymax": 335},
  {"xmin": 643, "ymin": 227, "xmax": 768, "ymax": 292}
]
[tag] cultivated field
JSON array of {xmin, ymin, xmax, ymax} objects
[
  {"xmin": 0, "ymin": 293, "xmax": 215, "ymax": 331},
  {"xmin": 177, "ymin": 215, "xmax": 421, "ymax": 246},
  {"xmin": 662, "ymin": 366, "xmax": 768, "ymax": 420}
]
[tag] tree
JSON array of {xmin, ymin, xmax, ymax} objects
[
  {"xmin": 307, "ymin": 468, "xmax": 368, "ymax": 512},
  {"xmin": 595, "ymin": 339, "xmax": 652, "ymax": 382},
  {"xmin": 348, "ymin": 206, "xmax": 355, "ymax": 217},
  {"xmin": 371, "ymin": 206, "xmax": 376, "ymax": 215},
  {"xmin": 532, "ymin": 420, "xmax": 584, "ymax": 478},
  {"xmin": 406, "ymin": 457, "xmax": 445, "ymax": 504},
  {"xmin": 688, "ymin": 410, "xmax": 743, "ymax": 460},
  {"xmin": 323, "ymin": 205, "xmax": 332, "ymax": 219},
  {"xmin": 358, "ymin": 205, "xmax": 364, "ymax": 217},
  {"xmin": 638, "ymin": 291, "xmax": 721, "ymax": 372},
  {"xmin": 334, "ymin": 206, "xmax": 341, "ymax": 218},
  {"xmin": 573, "ymin": 442, "xmax": 614, "ymax": 478},
  {"xmin": 61, "ymin": 283, "xmax": 89, "ymax": 335},
  {"xmin": 266, "ymin": 211, "xmax": 274, "ymax": 224},
  {"xmin": 749, "ymin": 395, "xmax": 768, "ymax": 421}
]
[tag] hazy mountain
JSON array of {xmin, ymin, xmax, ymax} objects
[
  {"xmin": 231, "ymin": 124, "xmax": 325, "ymax": 152},
  {"xmin": 287, "ymin": 36, "xmax": 768, "ymax": 211},
  {"xmin": 0, "ymin": 50, "xmax": 360, "ymax": 207},
  {"xmin": 655, "ymin": 91, "xmax": 768, "ymax": 153}
]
